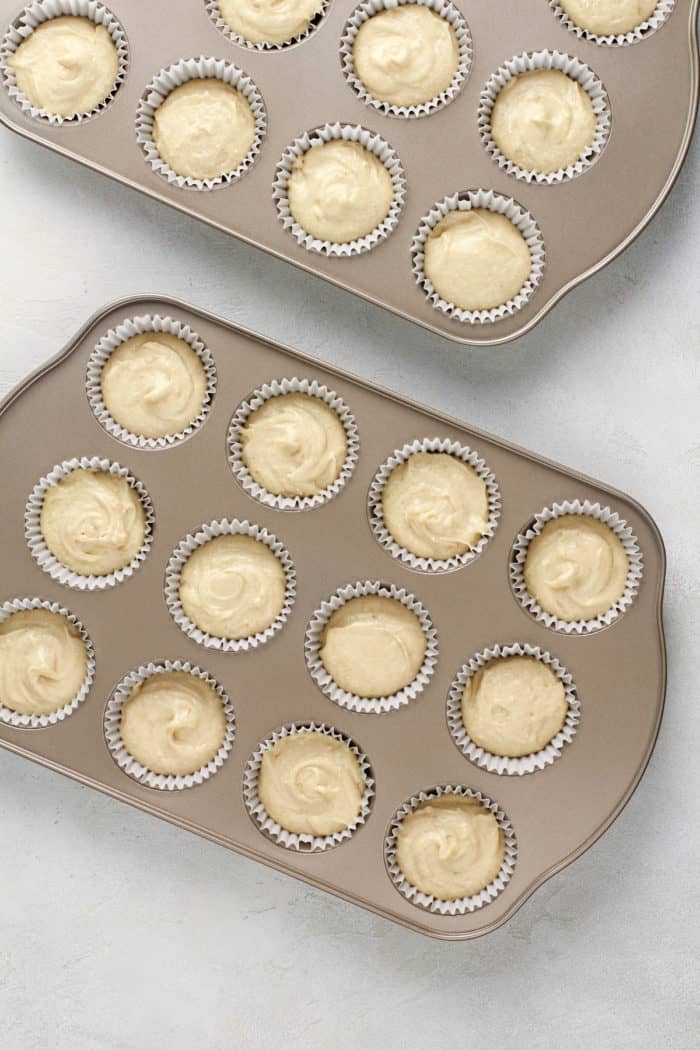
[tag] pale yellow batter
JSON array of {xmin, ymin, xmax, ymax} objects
[
  {"xmin": 491, "ymin": 69, "xmax": 597, "ymax": 175},
  {"xmin": 0, "ymin": 609, "xmax": 88, "ymax": 717},
  {"xmin": 396, "ymin": 794, "xmax": 505, "ymax": 899},
  {"xmin": 424, "ymin": 209, "xmax": 531, "ymax": 311},
  {"xmin": 240, "ymin": 393, "xmax": 347, "ymax": 497},
  {"xmin": 153, "ymin": 79, "xmax": 256, "ymax": 181},
  {"xmin": 101, "ymin": 332, "xmax": 208, "ymax": 439},
  {"xmin": 524, "ymin": 515, "xmax": 629, "ymax": 621},
  {"xmin": 353, "ymin": 5, "xmax": 459, "ymax": 108},
  {"xmin": 8, "ymin": 16, "xmax": 119, "ymax": 117},
  {"xmin": 287, "ymin": 140, "xmax": 394, "ymax": 243},
  {"xmin": 320, "ymin": 595, "xmax": 426, "ymax": 698},
  {"xmin": 119, "ymin": 671, "xmax": 227, "ymax": 777},
  {"xmin": 462, "ymin": 655, "xmax": 568, "ymax": 757},
  {"xmin": 560, "ymin": 0, "xmax": 658, "ymax": 35},
  {"xmin": 258, "ymin": 731, "xmax": 365, "ymax": 835},
  {"xmin": 218, "ymin": 0, "xmax": 325, "ymax": 44},
  {"xmin": 382, "ymin": 451, "xmax": 488, "ymax": 559},
  {"xmin": 40, "ymin": 469, "xmax": 146, "ymax": 577},
  {"xmin": 180, "ymin": 534, "xmax": 286, "ymax": 640}
]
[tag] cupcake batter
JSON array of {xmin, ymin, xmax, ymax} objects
[
  {"xmin": 524, "ymin": 514, "xmax": 629, "ymax": 621},
  {"xmin": 0, "ymin": 609, "xmax": 88, "ymax": 717},
  {"xmin": 8, "ymin": 15, "xmax": 119, "ymax": 117},
  {"xmin": 180, "ymin": 534, "xmax": 286, "ymax": 640},
  {"xmin": 119, "ymin": 670, "xmax": 227, "ymax": 776},
  {"xmin": 217, "ymin": 0, "xmax": 325, "ymax": 45},
  {"xmin": 560, "ymin": 0, "xmax": 658, "ymax": 35},
  {"xmin": 153, "ymin": 79, "xmax": 256, "ymax": 180},
  {"xmin": 40, "ymin": 469, "xmax": 146, "ymax": 577},
  {"xmin": 258, "ymin": 731, "xmax": 365, "ymax": 835},
  {"xmin": 382, "ymin": 451, "xmax": 488, "ymax": 559},
  {"xmin": 240, "ymin": 393, "xmax": 347, "ymax": 497},
  {"xmin": 287, "ymin": 139, "xmax": 394, "ymax": 244},
  {"xmin": 353, "ymin": 5, "xmax": 459, "ymax": 107},
  {"xmin": 424, "ymin": 209, "xmax": 531, "ymax": 311},
  {"xmin": 320, "ymin": 594, "xmax": 426, "ymax": 698}
]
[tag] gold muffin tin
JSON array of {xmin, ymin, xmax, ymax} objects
[{"xmin": 0, "ymin": 296, "xmax": 666, "ymax": 938}]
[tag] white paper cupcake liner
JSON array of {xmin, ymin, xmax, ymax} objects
[
  {"xmin": 411, "ymin": 189, "xmax": 546, "ymax": 325},
  {"xmin": 510, "ymin": 499, "xmax": 644, "ymax": 635},
  {"xmin": 164, "ymin": 518, "xmax": 296, "ymax": 652},
  {"xmin": 85, "ymin": 314, "xmax": 217, "ymax": 450},
  {"xmin": 227, "ymin": 377, "xmax": 360, "ymax": 511},
  {"xmin": 104, "ymin": 659, "xmax": 235, "ymax": 791},
  {"xmin": 340, "ymin": 0, "xmax": 472, "ymax": 119},
  {"xmin": 367, "ymin": 437, "xmax": 501, "ymax": 573},
  {"xmin": 446, "ymin": 642, "xmax": 579, "ymax": 775},
  {"xmin": 204, "ymin": 0, "xmax": 330, "ymax": 51},
  {"xmin": 25, "ymin": 457, "xmax": 155, "ymax": 591},
  {"xmin": 478, "ymin": 50, "xmax": 611, "ymax": 185},
  {"xmin": 384, "ymin": 785, "xmax": 517, "ymax": 914},
  {"xmin": 243, "ymin": 722, "xmax": 375, "ymax": 851},
  {"xmin": 548, "ymin": 0, "xmax": 675, "ymax": 46},
  {"xmin": 135, "ymin": 56, "xmax": 267, "ymax": 191},
  {"xmin": 305, "ymin": 580, "xmax": 438, "ymax": 714},
  {"xmin": 0, "ymin": 597, "xmax": 95, "ymax": 729},
  {"xmin": 273, "ymin": 122, "xmax": 406, "ymax": 256},
  {"xmin": 0, "ymin": 0, "xmax": 128, "ymax": 124}
]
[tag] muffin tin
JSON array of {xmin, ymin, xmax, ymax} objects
[
  {"xmin": 0, "ymin": 0, "xmax": 697, "ymax": 345},
  {"xmin": 0, "ymin": 295, "xmax": 666, "ymax": 938}
]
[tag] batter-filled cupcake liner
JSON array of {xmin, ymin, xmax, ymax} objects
[
  {"xmin": 273, "ymin": 122, "xmax": 406, "ymax": 256},
  {"xmin": 243, "ymin": 722, "xmax": 375, "ymax": 851},
  {"xmin": 384, "ymin": 785, "xmax": 517, "ymax": 914},
  {"xmin": 446, "ymin": 642, "xmax": 579, "ymax": 775},
  {"xmin": 478, "ymin": 50, "xmax": 611, "ymax": 185},
  {"xmin": 204, "ymin": 0, "xmax": 331, "ymax": 51},
  {"xmin": 304, "ymin": 580, "xmax": 438, "ymax": 714},
  {"xmin": 103, "ymin": 659, "xmax": 235, "ymax": 791},
  {"xmin": 548, "ymin": 0, "xmax": 675, "ymax": 47},
  {"xmin": 135, "ymin": 55, "xmax": 267, "ymax": 191},
  {"xmin": 0, "ymin": 0, "xmax": 129, "ymax": 125},
  {"xmin": 86, "ymin": 314, "xmax": 217, "ymax": 450},
  {"xmin": 227, "ymin": 377, "xmax": 360, "ymax": 511},
  {"xmin": 340, "ymin": 0, "xmax": 472, "ymax": 119},
  {"xmin": 24, "ymin": 456, "xmax": 155, "ymax": 591},
  {"xmin": 410, "ymin": 189, "xmax": 546, "ymax": 325},
  {"xmin": 367, "ymin": 437, "xmax": 501, "ymax": 573},
  {"xmin": 164, "ymin": 518, "xmax": 296, "ymax": 652},
  {"xmin": 0, "ymin": 597, "xmax": 95, "ymax": 729},
  {"xmin": 510, "ymin": 499, "xmax": 644, "ymax": 635}
]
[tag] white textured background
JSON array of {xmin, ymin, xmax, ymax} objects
[{"xmin": 1, "ymin": 121, "xmax": 699, "ymax": 1049}]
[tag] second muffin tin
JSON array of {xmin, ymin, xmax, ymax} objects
[{"xmin": 0, "ymin": 295, "xmax": 666, "ymax": 938}]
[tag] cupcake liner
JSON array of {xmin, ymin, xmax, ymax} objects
[
  {"xmin": 25, "ymin": 457, "xmax": 155, "ymax": 591},
  {"xmin": 104, "ymin": 659, "xmax": 235, "ymax": 791},
  {"xmin": 340, "ymin": 0, "xmax": 472, "ymax": 119},
  {"xmin": 446, "ymin": 642, "xmax": 579, "ymax": 775},
  {"xmin": 0, "ymin": 597, "xmax": 95, "ymax": 729},
  {"xmin": 85, "ymin": 314, "xmax": 217, "ymax": 450},
  {"xmin": 478, "ymin": 50, "xmax": 611, "ymax": 185},
  {"xmin": 367, "ymin": 437, "xmax": 501, "ymax": 573},
  {"xmin": 204, "ymin": 0, "xmax": 330, "ymax": 51},
  {"xmin": 227, "ymin": 377, "xmax": 360, "ymax": 511},
  {"xmin": 243, "ymin": 722, "xmax": 375, "ymax": 851},
  {"xmin": 273, "ymin": 122, "xmax": 406, "ymax": 256},
  {"xmin": 304, "ymin": 580, "xmax": 438, "ymax": 714},
  {"xmin": 510, "ymin": 499, "xmax": 644, "ymax": 634},
  {"xmin": 0, "ymin": 0, "xmax": 128, "ymax": 125},
  {"xmin": 135, "ymin": 56, "xmax": 267, "ymax": 191},
  {"xmin": 411, "ymin": 189, "xmax": 546, "ymax": 325},
  {"xmin": 548, "ymin": 0, "xmax": 675, "ymax": 47},
  {"xmin": 384, "ymin": 785, "xmax": 517, "ymax": 914},
  {"xmin": 164, "ymin": 518, "xmax": 296, "ymax": 652}
]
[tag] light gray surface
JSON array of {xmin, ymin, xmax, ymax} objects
[{"xmin": 1, "ymin": 124, "xmax": 698, "ymax": 1049}]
